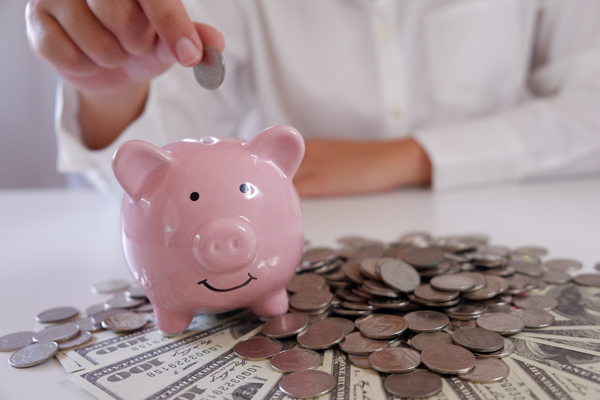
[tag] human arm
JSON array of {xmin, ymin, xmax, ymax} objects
[{"xmin": 25, "ymin": 0, "xmax": 225, "ymax": 150}]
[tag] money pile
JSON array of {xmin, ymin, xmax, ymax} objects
[{"xmin": 3, "ymin": 232, "xmax": 600, "ymax": 400}]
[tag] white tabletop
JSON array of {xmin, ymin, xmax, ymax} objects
[{"xmin": 1, "ymin": 178, "xmax": 600, "ymax": 399}]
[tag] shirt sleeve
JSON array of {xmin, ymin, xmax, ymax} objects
[{"xmin": 414, "ymin": 0, "xmax": 600, "ymax": 190}]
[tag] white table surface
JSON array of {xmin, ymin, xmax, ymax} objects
[{"xmin": 1, "ymin": 178, "xmax": 600, "ymax": 399}]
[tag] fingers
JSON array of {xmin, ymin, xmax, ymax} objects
[
  {"xmin": 26, "ymin": 0, "xmax": 101, "ymax": 76},
  {"xmin": 137, "ymin": 0, "xmax": 202, "ymax": 66},
  {"xmin": 87, "ymin": 0, "xmax": 156, "ymax": 57}
]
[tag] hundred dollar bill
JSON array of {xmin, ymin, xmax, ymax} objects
[
  {"xmin": 68, "ymin": 321, "xmax": 263, "ymax": 400},
  {"xmin": 505, "ymin": 356, "xmax": 600, "ymax": 400},
  {"xmin": 131, "ymin": 338, "xmax": 297, "ymax": 400},
  {"xmin": 518, "ymin": 333, "xmax": 600, "ymax": 357},
  {"xmin": 65, "ymin": 310, "xmax": 249, "ymax": 370},
  {"xmin": 512, "ymin": 338, "xmax": 600, "ymax": 391}
]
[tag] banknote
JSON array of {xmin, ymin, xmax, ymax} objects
[
  {"xmin": 505, "ymin": 356, "xmax": 600, "ymax": 400},
  {"xmin": 518, "ymin": 334, "xmax": 600, "ymax": 357},
  {"xmin": 56, "ymin": 350, "xmax": 85, "ymax": 373},
  {"xmin": 132, "ymin": 338, "xmax": 297, "ymax": 400},
  {"xmin": 512, "ymin": 338, "xmax": 600, "ymax": 391},
  {"xmin": 540, "ymin": 284, "xmax": 600, "ymax": 326},
  {"xmin": 68, "ymin": 319, "xmax": 263, "ymax": 400},
  {"xmin": 65, "ymin": 311, "xmax": 248, "ymax": 370}
]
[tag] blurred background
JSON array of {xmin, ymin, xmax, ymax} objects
[{"xmin": 0, "ymin": 0, "xmax": 67, "ymax": 189}]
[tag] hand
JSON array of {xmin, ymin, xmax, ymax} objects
[
  {"xmin": 26, "ymin": 0, "xmax": 225, "ymax": 94},
  {"xmin": 293, "ymin": 138, "xmax": 432, "ymax": 198}
]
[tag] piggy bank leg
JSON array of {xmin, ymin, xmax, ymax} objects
[
  {"xmin": 154, "ymin": 308, "xmax": 196, "ymax": 336},
  {"xmin": 249, "ymin": 289, "xmax": 289, "ymax": 318}
]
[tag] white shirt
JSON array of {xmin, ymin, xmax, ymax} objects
[{"xmin": 56, "ymin": 0, "xmax": 600, "ymax": 195}]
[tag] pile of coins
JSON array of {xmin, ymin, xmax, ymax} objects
[
  {"xmin": 0, "ymin": 279, "xmax": 152, "ymax": 368},
  {"xmin": 232, "ymin": 232, "xmax": 600, "ymax": 398}
]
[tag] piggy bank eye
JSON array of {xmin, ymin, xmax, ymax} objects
[
  {"xmin": 240, "ymin": 183, "xmax": 250, "ymax": 194},
  {"xmin": 190, "ymin": 192, "xmax": 200, "ymax": 201}
]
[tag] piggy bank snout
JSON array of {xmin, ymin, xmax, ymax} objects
[{"xmin": 192, "ymin": 218, "xmax": 258, "ymax": 272}]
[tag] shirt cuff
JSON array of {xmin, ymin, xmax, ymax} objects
[{"xmin": 413, "ymin": 116, "xmax": 526, "ymax": 190}]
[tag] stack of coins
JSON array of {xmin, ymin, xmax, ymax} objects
[
  {"xmin": 1, "ymin": 279, "xmax": 152, "ymax": 368},
  {"xmin": 231, "ymin": 232, "xmax": 600, "ymax": 398}
]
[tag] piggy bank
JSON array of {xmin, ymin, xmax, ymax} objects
[{"xmin": 112, "ymin": 125, "xmax": 305, "ymax": 334}]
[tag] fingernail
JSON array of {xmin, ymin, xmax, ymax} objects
[{"xmin": 175, "ymin": 37, "xmax": 200, "ymax": 66}]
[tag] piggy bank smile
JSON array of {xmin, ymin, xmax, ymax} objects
[{"xmin": 198, "ymin": 273, "xmax": 257, "ymax": 292}]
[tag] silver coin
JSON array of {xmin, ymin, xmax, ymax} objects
[
  {"xmin": 125, "ymin": 284, "xmax": 147, "ymax": 299},
  {"xmin": 351, "ymin": 246, "xmax": 385, "ymax": 262},
  {"xmin": 573, "ymin": 274, "xmax": 600, "ymax": 287},
  {"xmin": 509, "ymin": 261, "xmax": 544, "ymax": 278},
  {"xmin": 452, "ymin": 327, "xmax": 504, "ymax": 353},
  {"xmin": 360, "ymin": 315, "xmax": 408, "ymax": 339},
  {"xmin": 542, "ymin": 270, "xmax": 571, "ymax": 284},
  {"xmin": 421, "ymin": 344, "xmax": 476, "ymax": 374},
  {"xmin": 342, "ymin": 261, "xmax": 365, "ymax": 284},
  {"xmin": 354, "ymin": 313, "xmax": 385, "ymax": 330},
  {"xmin": 286, "ymin": 273, "xmax": 326, "ymax": 293},
  {"xmin": 384, "ymin": 370, "xmax": 443, "ymax": 398},
  {"xmin": 484, "ymin": 275, "xmax": 509, "ymax": 294},
  {"xmin": 510, "ymin": 309, "xmax": 555, "ymax": 328},
  {"xmin": 403, "ymin": 310, "xmax": 449, "ymax": 333},
  {"xmin": 430, "ymin": 274, "xmax": 475, "ymax": 292},
  {"xmin": 105, "ymin": 292, "xmax": 147, "ymax": 309},
  {"xmin": 262, "ymin": 313, "xmax": 309, "ymax": 338},
  {"xmin": 339, "ymin": 332, "xmax": 388, "ymax": 355},
  {"xmin": 8, "ymin": 341, "xmax": 59, "ymax": 368},
  {"xmin": 360, "ymin": 258, "xmax": 382, "ymax": 280},
  {"xmin": 316, "ymin": 317, "xmax": 355, "ymax": 335},
  {"xmin": 595, "ymin": 262, "xmax": 600, "ymax": 272},
  {"xmin": 133, "ymin": 302, "xmax": 154, "ymax": 313},
  {"xmin": 193, "ymin": 46, "xmax": 225, "ymax": 90},
  {"xmin": 414, "ymin": 284, "xmax": 459, "ymax": 302},
  {"xmin": 0, "ymin": 331, "xmax": 35, "ymax": 352},
  {"xmin": 512, "ymin": 295, "xmax": 558, "ymax": 311},
  {"xmin": 279, "ymin": 370, "xmax": 335, "ymax": 399},
  {"xmin": 513, "ymin": 246, "xmax": 548, "ymax": 257},
  {"xmin": 323, "ymin": 267, "xmax": 347, "ymax": 282},
  {"xmin": 36, "ymin": 306, "xmax": 79, "ymax": 323},
  {"xmin": 33, "ymin": 322, "xmax": 80, "ymax": 343},
  {"xmin": 369, "ymin": 347, "xmax": 421, "ymax": 373},
  {"xmin": 444, "ymin": 301, "xmax": 487, "ymax": 319},
  {"xmin": 475, "ymin": 313, "xmax": 525, "ymax": 335},
  {"xmin": 475, "ymin": 338, "xmax": 515, "ymax": 358},
  {"xmin": 270, "ymin": 349, "xmax": 322, "ymax": 373},
  {"xmin": 85, "ymin": 303, "xmax": 106, "ymax": 316},
  {"xmin": 404, "ymin": 247, "xmax": 445, "ymax": 268},
  {"xmin": 408, "ymin": 293, "xmax": 461, "ymax": 307},
  {"xmin": 330, "ymin": 304, "xmax": 372, "ymax": 316},
  {"xmin": 368, "ymin": 297, "xmax": 411, "ymax": 309},
  {"xmin": 301, "ymin": 248, "xmax": 337, "ymax": 269},
  {"xmin": 297, "ymin": 321, "xmax": 345, "ymax": 350},
  {"xmin": 93, "ymin": 279, "xmax": 130, "ymax": 294},
  {"xmin": 458, "ymin": 357, "xmax": 510, "ymax": 383},
  {"xmin": 459, "ymin": 273, "xmax": 487, "ymax": 292},
  {"xmin": 341, "ymin": 301, "xmax": 375, "ymax": 311},
  {"xmin": 461, "ymin": 279, "xmax": 501, "ymax": 300},
  {"xmin": 233, "ymin": 337, "xmax": 283, "ymax": 359},
  {"xmin": 91, "ymin": 308, "xmax": 127, "ymax": 326},
  {"xmin": 58, "ymin": 330, "xmax": 93, "ymax": 350},
  {"xmin": 289, "ymin": 289, "xmax": 333, "ymax": 311},
  {"xmin": 348, "ymin": 354, "xmax": 372, "ymax": 369},
  {"xmin": 379, "ymin": 259, "xmax": 421, "ymax": 293},
  {"xmin": 545, "ymin": 258, "xmax": 583, "ymax": 271},
  {"xmin": 70, "ymin": 316, "xmax": 103, "ymax": 333},
  {"xmin": 101, "ymin": 311, "xmax": 148, "ymax": 332},
  {"xmin": 336, "ymin": 288, "xmax": 367, "ymax": 303},
  {"xmin": 506, "ymin": 273, "xmax": 531, "ymax": 290},
  {"xmin": 410, "ymin": 331, "xmax": 453, "ymax": 352}
]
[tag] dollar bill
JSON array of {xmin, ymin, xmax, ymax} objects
[
  {"xmin": 518, "ymin": 334, "xmax": 600, "ymax": 357},
  {"xmin": 56, "ymin": 350, "xmax": 85, "ymax": 373},
  {"xmin": 67, "ymin": 320, "xmax": 263, "ymax": 400},
  {"xmin": 505, "ymin": 356, "xmax": 600, "ymax": 400},
  {"xmin": 65, "ymin": 311, "xmax": 249, "ymax": 370},
  {"xmin": 540, "ymin": 284, "xmax": 600, "ymax": 326},
  {"xmin": 512, "ymin": 338, "xmax": 600, "ymax": 391}
]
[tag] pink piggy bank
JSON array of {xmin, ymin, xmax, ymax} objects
[{"xmin": 112, "ymin": 125, "xmax": 305, "ymax": 335}]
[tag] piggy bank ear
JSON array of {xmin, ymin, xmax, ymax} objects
[
  {"xmin": 112, "ymin": 140, "xmax": 172, "ymax": 201},
  {"xmin": 244, "ymin": 125, "xmax": 305, "ymax": 179}
]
